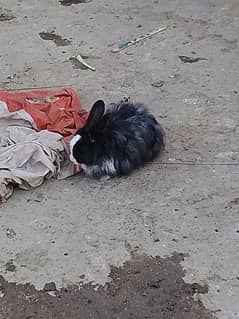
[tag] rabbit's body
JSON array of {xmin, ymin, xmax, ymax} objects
[{"xmin": 70, "ymin": 100, "xmax": 164, "ymax": 178}]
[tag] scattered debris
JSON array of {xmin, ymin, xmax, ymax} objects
[
  {"xmin": 6, "ymin": 73, "xmax": 17, "ymax": 81},
  {"xmin": 59, "ymin": 0, "xmax": 92, "ymax": 5},
  {"xmin": 33, "ymin": 194, "xmax": 44, "ymax": 202},
  {"xmin": 43, "ymin": 282, "xmax": 57, "ymax": 292},
  {"xmin": 0, "ymin": 9, "xmax": 15, "ymax": 22},
  {"xmin": 178, "ymin": 55, "xmax": 208, "ymax": 63},
  {"xmin": 169, "ymin": 73, "xmax": 181, "ymax": 79},
  {"xmin": 24, "ymin": 66, "xmax": 32, "ymax": 73},
  {"xmin": 5, "ymin": 260, "xmax": 16, "ymax": 272},
  {"xmin": 74, "ymin": 54, "xmax": 96, "ymax": 71},
  {"xmin": 151, "ymin": 81, "xmax": 164, "ymax": 88},
  {"xmin": 111, "ymin": 26, "xmax": 167, "ymax": 53},
  {"xmin": 25, "ymin": 294, "xmax": 38, "ymax": 303},
  {"xmin": 70, "ymin": 57, "xmax": 88, "ymax": 70},
  {"xmin": 125, "ymin": 51, "xmax": 134, "ymax": 55},
  {"xmin": 225, "ymin": 197, "xmax": 239, "ymax": 209},
  {"xmin": 5, "ymin": 228, "xmax": 16, "ymax": 239},
  {"xmin": 215, "ymin": 151, "xmax": 238, "ymax": 160},
  {"xmin": 39, "ymin": 31, "xmax": 72, "ymax": 47},
  {"xmin": 84, "ymin": 233, "xmax": 99, "ymax": 247}
]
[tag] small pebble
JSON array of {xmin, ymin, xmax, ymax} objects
[
  {"xmin": 5, "ymin": 260, "xmax": 16, "ymax": 272},
  {"xmin": 5, "ymin": 228, "xmax": 16, "ymax": 239},
  {"xmin": 107, "ymin": 43, "xmax": 115, "ymax": 47},
  {"xmin": 43, "ymin": 282, "xmax": 57, "ymax": 292},
  {"xmin": 151, "ymin": 81, "xmax": 164, "ymax": 88}
]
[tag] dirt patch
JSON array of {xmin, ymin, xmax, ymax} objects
[
  {"xmin": 0, "ymin": 253, "xmax": 217, "ymax": 319},
  {"xmin": 59, "ymin": 0, "xmax": 92, "ymax": 6},
  {"xmin": 39, "ymin": 31, "xmax": 71, "ymax": 46}
]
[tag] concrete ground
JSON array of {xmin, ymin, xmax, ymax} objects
[{"xmin": 0, "ymin": 0, "xmax": 239, "ymax": 318}]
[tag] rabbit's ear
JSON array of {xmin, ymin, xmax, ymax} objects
[{"xmin": 84, "ymin": 100, "xmax": 105, "ymax": 132}]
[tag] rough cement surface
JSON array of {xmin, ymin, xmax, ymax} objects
[{"xmin": 0, "ymin": 0, "xmax": 239, "ymax": 318}]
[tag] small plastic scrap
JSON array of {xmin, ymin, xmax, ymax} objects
[{"xmin": 111, "ymin": 26, "xmax": 167, "ymax": 53}]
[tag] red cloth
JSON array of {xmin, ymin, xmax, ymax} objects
[{"xmin": 0, "ymin": 88, "xmax": 88, "ymax": 142}]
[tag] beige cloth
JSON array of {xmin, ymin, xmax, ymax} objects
[{"xmin": 0, "ymin": 100, "xmax": 76, "ymax": 203}]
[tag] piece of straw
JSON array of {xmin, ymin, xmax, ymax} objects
[{"xmin": 76, "ymin": 54, "xmax": 96, "ymax": 71}]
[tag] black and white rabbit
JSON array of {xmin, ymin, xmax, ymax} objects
[{"xmin": 69, "ymin": 99, "xmax": 165, "ymax": 178}]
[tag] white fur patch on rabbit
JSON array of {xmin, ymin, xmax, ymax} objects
[
  {"xmin": 81, "ymin": 158, "xmax": 116, "ymax": 177},
  {"xmin": 69, "ymin": 134, "xmax": 81, "ymax": 164}
]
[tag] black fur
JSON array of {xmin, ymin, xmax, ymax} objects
[{"xmin": 71, "ymin": 100, "xmax": 165, "ymax": 178}]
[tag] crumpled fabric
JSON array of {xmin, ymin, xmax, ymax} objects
[
  {"xmin": 0, "ymin": 88, "xmax": 87, "ymax": 203},
  {"xmin": 0, "ymin": 88, "xmax": 88, "ymax": 141},
  {"xmin": 0, "ymin": 127, "xmax": 66, "ymax": 202}
]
